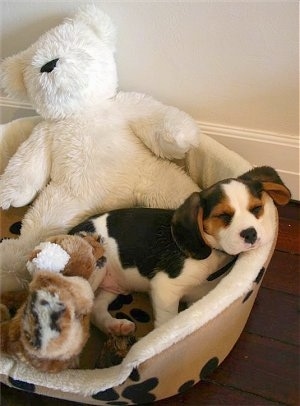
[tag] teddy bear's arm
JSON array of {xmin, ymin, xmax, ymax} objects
[
  {"xmin": 0, "ymin": 116, "xmax": 42, "ymax": 174},
  {"xmin": 0, "ymin": 123, "xmax": 51, "ymax": 209},
  {"xmin": 117, "ymin": 92, "xmax": 201, "ymax": 159}
]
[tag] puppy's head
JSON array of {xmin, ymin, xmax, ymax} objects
[{"xmin": 172, "ymin": 166, "xmax": 291, "ymax": 257}]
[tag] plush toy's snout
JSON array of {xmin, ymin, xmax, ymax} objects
[{"xmin": 23, "ymin": 289, "xmax": 67, "ymax": 350}]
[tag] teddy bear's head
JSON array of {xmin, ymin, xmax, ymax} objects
[{"xmin": 0, "ymin": 6, "xmax": 117, "ymax": 119}]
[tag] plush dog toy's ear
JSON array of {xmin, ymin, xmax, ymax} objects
[
  {"xmin": 171, "ymin": 192, "xmax": 212, "ymax": 260},
  {"xmin": 239, "ymin": 166, "xmax": 291, "ymax": 206},
  {"xmin": 76, "ymin": 232, "xmax": 105, "ymax": 264}
]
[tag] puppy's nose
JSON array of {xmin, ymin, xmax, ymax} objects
[
  {"xmin": 40, "ymin": 58, "xmax": 59, "ymax": 73},
  {"xmin": 240, "ymin": 227, "xmax": 257, "ymax": 244}
]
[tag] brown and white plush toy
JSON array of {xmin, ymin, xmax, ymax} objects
[
  {"xmin": 27, "ymin": 232, "xmax": 106, "ymax": 291},
  {"xmin": 0, "ymin": 233, "xmax": 106, "ymax": 372}
]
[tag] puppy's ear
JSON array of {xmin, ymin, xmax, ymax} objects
[
  {"xmin": 171, "ymin": 192, "xmax": 212, "ymax": 259},
  {"xmin": 261, "ymin": 181, "xmax": 291, "ymax": 206},
  {"xmin": 239, "ymin": 166, "xmax": 291, "ymax": 206}
]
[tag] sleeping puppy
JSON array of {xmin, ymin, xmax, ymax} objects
[{"xmin": 70, "ymin": 166, "xmax": 290, "ymax": 335}]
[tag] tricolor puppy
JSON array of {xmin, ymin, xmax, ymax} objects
[{"xmin": 70, "ymin": 166, "xmax": 290, "ymax": 335}]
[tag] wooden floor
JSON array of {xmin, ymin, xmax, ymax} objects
[{"xmin": 1, "ymin": 202, "xmax": 299, "ymax": 406}]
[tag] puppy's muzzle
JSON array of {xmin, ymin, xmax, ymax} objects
[{"xmin": 240, "ymin": 227, "xmax": 257, "ymax": 245}]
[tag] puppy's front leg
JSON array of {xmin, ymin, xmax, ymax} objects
[
  {"xmin": 151, "ymin": 275, "xmax": 181, "ymax": 328},
  {"xmin": 92, "ymin": 290, "xmax": 136, "ymax": 336}
]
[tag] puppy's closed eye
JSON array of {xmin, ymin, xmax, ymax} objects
[
  {"xmin": 216, "ymin": 213, "xmax": 233, "ymax": 226},
  {"xmin": 250, "ymin": 205, "xmax": 263, "ymax": 218}
]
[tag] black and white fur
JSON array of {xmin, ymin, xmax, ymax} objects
[{"xmin": 70, "ymin": 166, "xmax": 290, "ymax": 335}]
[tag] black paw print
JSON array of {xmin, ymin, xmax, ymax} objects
[
  {"xmin": 243, "ymin": 267, "xmax": 265, "ymax": 303},
  {"xmin": 92, "ymin": 373, "xmax": 159, "ymax": 404}
]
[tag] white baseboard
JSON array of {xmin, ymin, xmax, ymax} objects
[
  {"xmin": 1, "ymin": 97, "xmax": 299, "ymax": 200},
  {"xmin": 198, "ymin": 121, "xmax": 299, "ymax": 201}
]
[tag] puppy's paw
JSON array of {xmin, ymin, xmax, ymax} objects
[{"xmin": 106, "ymin": 318, "xmax": 136, "ymax": 336}]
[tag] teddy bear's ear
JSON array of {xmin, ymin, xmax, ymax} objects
[
  {"xmin": 0, "ymin": 52, "xmax": 29, "ymax": 101},
  {"xmin": 74, "ymin": 6, "xmax": 116, "ymax": 50}
]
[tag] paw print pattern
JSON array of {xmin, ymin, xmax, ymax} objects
[
  {"xmin": 8, "ymin": 377, "xmax": 35, "ymax": 392},
  {"xmin": 92, "ymin": 375, "xmax": 158, "ymax": 405},
  {"xmin": 254, "ymin": 267, "xmax": 265, "ymax": 284},
  {"xmin": 121, "ymin": 377, "xmax": 159, "ymax": 404},
  {"xmin": 108, "ymin": 293, "xmax": 154, "ymax": 338},
  {"xmin": 177, "ymin": 357, "xmax": 220, "ymax": 396},
  {"xmin": 243, "ymin": 267, "xmax": 265, "ymax": 303},
  {"xmin": 92, "ymin": 387, "xmax": 119, "ymax": 402},
  {"xmin": 178, "ymin": 379, "xmax": 195, "ymax": 394},
  {"xmin": 206, "ymin": 257, "xmax": 237, "ymax": 281},
  {"xmin": 108, "ymin": 295, "xmax": 134, "ymax": 311},
  {"xmin": 199, "ymin": 357, "xmax": 220, "ymax": 380}
]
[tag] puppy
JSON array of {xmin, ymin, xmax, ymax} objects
[{"xmin": 70, "ymin": 166, "xmax": 290, "ymax": 335}]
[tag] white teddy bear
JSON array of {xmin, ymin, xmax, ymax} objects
[
  {"xmin": 0, "ymin": 6, "xmax": 200, "ymax": 292},
  {"xmin": 0, "ymin": 6, "xmax": 251, "ymax": 293}
]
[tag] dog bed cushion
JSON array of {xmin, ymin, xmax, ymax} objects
[{"xmin": 0, "ymin": 130, "xmax": 278, "ymax": 405}]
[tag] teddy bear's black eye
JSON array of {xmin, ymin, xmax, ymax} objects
[{"xmin": 40, "ymin": 58, "xmax": 59, "ymax": 73}]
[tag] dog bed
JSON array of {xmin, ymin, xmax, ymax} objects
[{"xmin": 0, "ymin": 132, "xmax": 278, "ymax": 405}]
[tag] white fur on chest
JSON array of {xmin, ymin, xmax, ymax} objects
[{"xmin": 51, "ymin": 116, "xmax": 143, "ymax": 174}]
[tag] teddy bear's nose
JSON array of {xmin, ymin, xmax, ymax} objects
[{"xmin": 40, "ymin": 58, "xmax": 59, "ymax": 73}]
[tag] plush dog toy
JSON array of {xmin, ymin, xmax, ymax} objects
[
  {"xmin": 69, "ymin": 166, "xmax": 291, "ymax": 335},
  {"xmin": 0, "ymin": 5, "xmax": 209, "ymax": 294},
  {"xmin": 27, "ymin": 233, "xmax": 106, "ymax": 291},
  {"xmin": 0, "ymin": 233, "xmax": 105, "ymax": 372}
]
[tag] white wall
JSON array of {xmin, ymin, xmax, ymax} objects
[{"xmin": 0, "ymin": 1, "xmax": 299, "ymax": 197}]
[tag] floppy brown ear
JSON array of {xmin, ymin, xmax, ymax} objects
[
  {"xmin": 239, "ymin": 166, "xmax": 291, "ymax": 206},
  {"xmin": 261, "ymin": 181, "xmax": 291, "ymax": 206},
  {"xmin": 66, "ymin": 277, "xmax": 94, "ymax": 316},
  {"xmin": 171, "ymin": 192, "xmax": 212, "ymax": 260}
]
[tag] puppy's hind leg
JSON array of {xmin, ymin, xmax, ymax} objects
[{"xmin": 92, "ymin": 290, "xmax": 136, "ymax": 336}]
